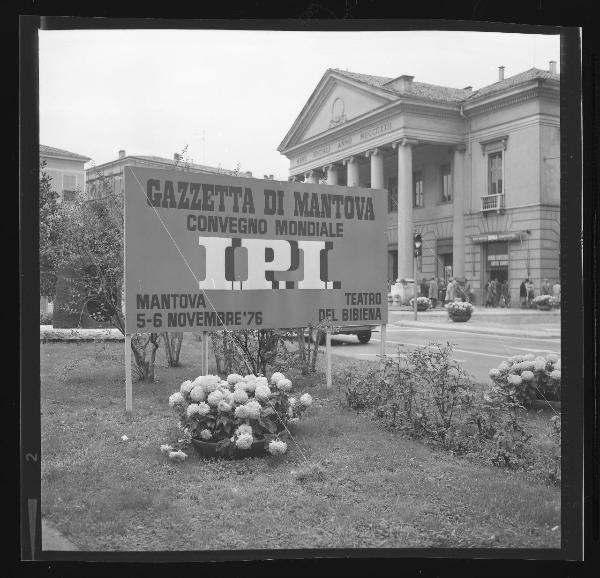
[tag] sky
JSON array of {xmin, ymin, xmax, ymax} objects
[{"xmin": 39, "ymin": 29, "xmax": 560, "ymax": 181}]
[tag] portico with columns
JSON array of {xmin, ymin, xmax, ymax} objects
[{"xmin": 279, "ymin": 65, "xmax": 560, "ymax": 304}]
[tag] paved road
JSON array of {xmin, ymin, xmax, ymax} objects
[{"xmin": 328, "ymin": 321, "xmax": 561, "ymax": 384}]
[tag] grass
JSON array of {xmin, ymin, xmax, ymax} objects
[{"xmin": 41, "ymin": 335, "xmax": 560, "ymax": 551}]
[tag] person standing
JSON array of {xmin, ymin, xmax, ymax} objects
[
  {"xmin": 420, "ymin": 278, "xmax": 428, "ymax": 298},
  {"xmin": 502, "ymin": 280, "xmax": 511, "ymax": 308},
  {"xmin": 519, "ymin": 279, "xmax": 528, "ymax": 308},
  {"xmin": 446, "ymin": 277, "xmax": 455, "ymax": 303},
  {"xmin": 429, "ymin": 277, "xmax": 438, "ymax": 308},
  {"xmin": 438, "ymin": 278, "xmax": 446, "ymax": 304},
  {"xmin": 552, "ymin": 280, "xmax": 561, "ymax": 306},
  {"xmin": 541, "ymin": 278, "xmax": 551, "ymax": 295},
  {"xmin": 463, "ymin": 278, "xmax": 472, "ymax": 303},
  {"xmin": 526, "ymin": 279, "xmax": 535, "ymax": 308}
]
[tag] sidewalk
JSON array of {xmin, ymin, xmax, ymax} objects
[
  {"xmin": 40, "ymin": 325, "xmax": 124, "ymax": 341},
  {"xmin": 42, "ymin": 518, "xmax": 78, "ymax": 551},
  {"xmin": 387, "ymin": 307, "xmax": 560, "ymax": 339}
]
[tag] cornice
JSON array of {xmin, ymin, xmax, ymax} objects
[{"xmin": 464, "ymin": 87, "xmax": 546, "ymax": 117}]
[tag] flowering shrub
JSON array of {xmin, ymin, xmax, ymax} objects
[
  {"xmin": 409, "ymin": 296, "xmax": 432, "ymax": 311},
  {"xmin": 445, "ymin": 301, "xmax": 474, "ymax": 316},
  {"xmin": 488, "ymin": 353, "xmax": 561, "ymax": 407},
  {"xmin": 532, "ymin": 295, "xmax": 554, "ymax": 309},
  {"xmin": 166, "ymin": 372, "xmax": 312, "ymax": 458}
]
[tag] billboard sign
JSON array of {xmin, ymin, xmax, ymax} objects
[{"xmin": 124, "ymin": 166, "xmax": 387, "ymax": 332}]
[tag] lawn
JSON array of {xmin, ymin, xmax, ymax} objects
[{"xmin": 40, "ymin": 335, "xmax": 560, "ymax": 551}]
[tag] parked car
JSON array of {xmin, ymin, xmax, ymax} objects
[{"xmin": 308, "ymin": 324, "xmax": 375, "ymax": 345}]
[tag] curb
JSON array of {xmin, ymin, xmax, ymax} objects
[{"xmin": 392, "ymin": 320, "xmax": 560, "ymax": 339}]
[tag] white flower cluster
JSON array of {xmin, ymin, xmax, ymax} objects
[
  {"xmin": 166, "ymin": 371, "xmax": 313, "ymax": 458},
  {"xmin": 445, "ymin": 301, "xmax": 474, "ymax": 314}
]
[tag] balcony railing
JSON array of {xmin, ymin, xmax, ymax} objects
[{"xmin": 481, "ymin": 193, "xmax": 505, "ymax": 213}]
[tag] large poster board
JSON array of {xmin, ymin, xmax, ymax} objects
[{"xmin": 124, "ymin": 166, "xmax": 388, "ymax": 332}]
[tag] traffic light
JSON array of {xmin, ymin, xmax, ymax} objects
[{"xmin": 414, "ymin": 234, "xmax": 422, "ymax": 258}]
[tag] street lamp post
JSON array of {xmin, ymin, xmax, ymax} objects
[{"xmin": 413, "ymin": 234, "xmax": 422, "ymax": 321}]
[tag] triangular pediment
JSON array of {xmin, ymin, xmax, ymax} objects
[{"xmin": 278, "ymin": 71, "xmax": 397, "ymax": 152}]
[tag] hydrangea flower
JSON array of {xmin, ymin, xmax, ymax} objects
[
  {"xmin": 234, "ymin": 405, "xmax": 249, "ymax": 419},
  {"xmin": 160, "ymin": 444, "xmax": 173, "ymax": 454},
  {"xmin": 244, "ymin": 380, "xmax": 257, "ymax": 393},
  {"xmin": 207, "ymin": 390, "xmax": 224, "ymax": 407},
  {"xmin": 550, "ymin": 369, "xmax": 561, "ymax": 380},
  {"xmin": 300, "ymin": 393, "xmax": 313, "ymax": 407},
  {"xmin": 268, "ymin": 440, "xmax": 287, "ymax": 455},
  {"xmin": 168, "ymin": 450, "xmax": 188, "ymax": 462},
  {"xmin": 244, "ymin": 374, "xmax": 257, "ymax": 383},
  {"xmin": 219, "ymin": 381, "xmax": 231, "ymax": 390},
  {"xmin": 521, "ymin": 370, "xmax": 535, "ymax": 381},
  {"xmin": 498, "ymin": 362, "xmax": 510, "ymax": 372},
  {"xmin": 255, "ymin": 376, "xmax": 269, "ymax": 388},
  {"xmin": 190, "ymin": 385, "xmax": 206, "ymax": 402},
  {"xmin": 289, "ymin": 397, "xmax": 297, "ymax": 406},
  {"xmin": 235, "ymin": 433, "xmax": 253, "ymax": 450},
  {"xmin": 227, "ymin": 374, "xmax": 244, "ymax": 385},
  {"xmin": 168, "ymin": 392, "xmax": 185, "ymax": 407},
  {"xmin": 534, "ymin": 359, "xmax": 547, "ymax": 372},
  {"xmin": 200, "ymin": 429, "xmax": 212, "ymax": 440},
  {"xmin": 547, "ymin": 353, "xmax": 559, "ymax": 364},
  {"xmin": 276, "ymin": 378, "xmax": 292, "ymax": 392},
  {"xmin": 196, "ymin": 402, "xmax": 210, "ymax": 416},
  {"xmin": 186, "ymin": 403, "xmax": 202, "ymax": 418},
  {"xmin": 507, "ymin": 374, "xmax": 522, "ymax": 386},
  {"xmin": 244, "ymin": 400, "xmax": 261, "ymax": 420},
  {"xmin": 254, "ymin": 384, "xmax": 272, "ymax": 401},
  {"xmin": 235, "ymin": 424, "xmax": 253, "ymax": 437},
  {"xmin": 180, "ymin": 380, "xmax": 194, "ymax": 395},
  {"xmin": 217, "ymin": 400, "xmax": 232, "ymax": 413},
  {"xmin": 489, "ymin": 368, "xmax": 500, "ymax": 378},
  {"xmin": 232, "ymin": 388, "xmax": 249, "ymax": 404},
  {"xmin": 555, "ymin": 359, "xmax": 561, "ymax": 370},
  {"xmin": 270, "ymin": 372, "xmax": 285, "ymax": 385}
]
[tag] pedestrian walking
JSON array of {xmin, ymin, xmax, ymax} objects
[
  {"xmin": 488, "ymin": 278, "xmax": 498, "ymax": 307},
  {"xmin": 420, "ymin": 278, "xmax": 428, "ymax": 298},
  {"xmin": 428, "ymin": 277, "xmax": 438, "ymax": 308},
  {"xmin": 519, "ymin": 279, "xmax": 528, "ymax": 308},
  {"xmin": 541, "ymin": 278, "xmax": 551, "ymax": 295}
]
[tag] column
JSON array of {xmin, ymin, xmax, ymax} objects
[
  {"xmin": 452, "ymin": 145, "xmax": 466, "ymax": 279},
  {"xmin": 325, "ymin": 164, "xmax": 339, "ymax": 185},
  {"xmin": 365, "ymin": 148, "xmax": 384, "ymax": 189},
  {"xmin": 304, "ymin": 170, "xmax": 318, "ymax": 184},
  {"xmin": 394, "ymin": 139, "xmax": 416, "ymax": 281},
  {"xmin": 343, "ymin": 156, "xmax": 359, "ymax": 187}
]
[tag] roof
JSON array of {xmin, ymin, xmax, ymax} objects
[
  {"xmin": 467, "ymin": 67, "xmax": 560, "ymax": 99},
  {"xmin": 40, "ymin": 145, "xmax": 91, "ymax": 161},
  {"xmin": 330, "ymin": 66, "xmax": 559, "ymax": 104},
  {"xmin": 331, "ymin": 69, "xmax": 472, "ymax": 103},
  {"xmin": 132, "ymin": 155, "xmax": 249, "ymax": 176}
]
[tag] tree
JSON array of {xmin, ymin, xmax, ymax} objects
[
  {"xmin": 44, "ymin": 164, "xmax": 161, "ymax": 382},
  {"xmin": 39, "ymin": 161, "xmax": 62, "ymax": 299}
]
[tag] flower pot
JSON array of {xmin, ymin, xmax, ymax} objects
[
  {"xmin": 449, "ymin": 313, "xmax": 471, "ymax": 323},
  {"xmin": 191, "ymin": 437, "xmax": 267, "ymax": 459},
  {"xmin": 536, "ymin": 304, "xmax": 552, "ymax": 311}
]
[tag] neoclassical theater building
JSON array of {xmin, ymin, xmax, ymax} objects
[{"xmin": 278, "ymin": 63, "xmax": 560, "ymax": 305}]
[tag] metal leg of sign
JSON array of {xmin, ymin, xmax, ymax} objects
[
  {"xmin": 326, "ymin": 328, "xmax": 332, "ymax": 389},
  {"xmin": 202, "ymin": 331, "xmax": 208, "ymax": 374},
  {"xmin": 125, "ymin": 334, "xmax": 132, "ymax": 414},
  {"xmin": 380, "ymin": 324, "xmax": 386, "ymax": 361}
]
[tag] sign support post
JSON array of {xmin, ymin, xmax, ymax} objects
[
  {"xmin": 202, "ymin": 331, "xmax": 209, "ymax": 374},
  {"xmin": 326, "ymin": 328, "xmax": 332, "ymax": 389},
  {"xmin": 125, "ymin": 334, "xmax": 132, "ymax": 415},
  {"xmin": 380, "ymin": 323, "xmax": 386, "ymax": 359}
]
